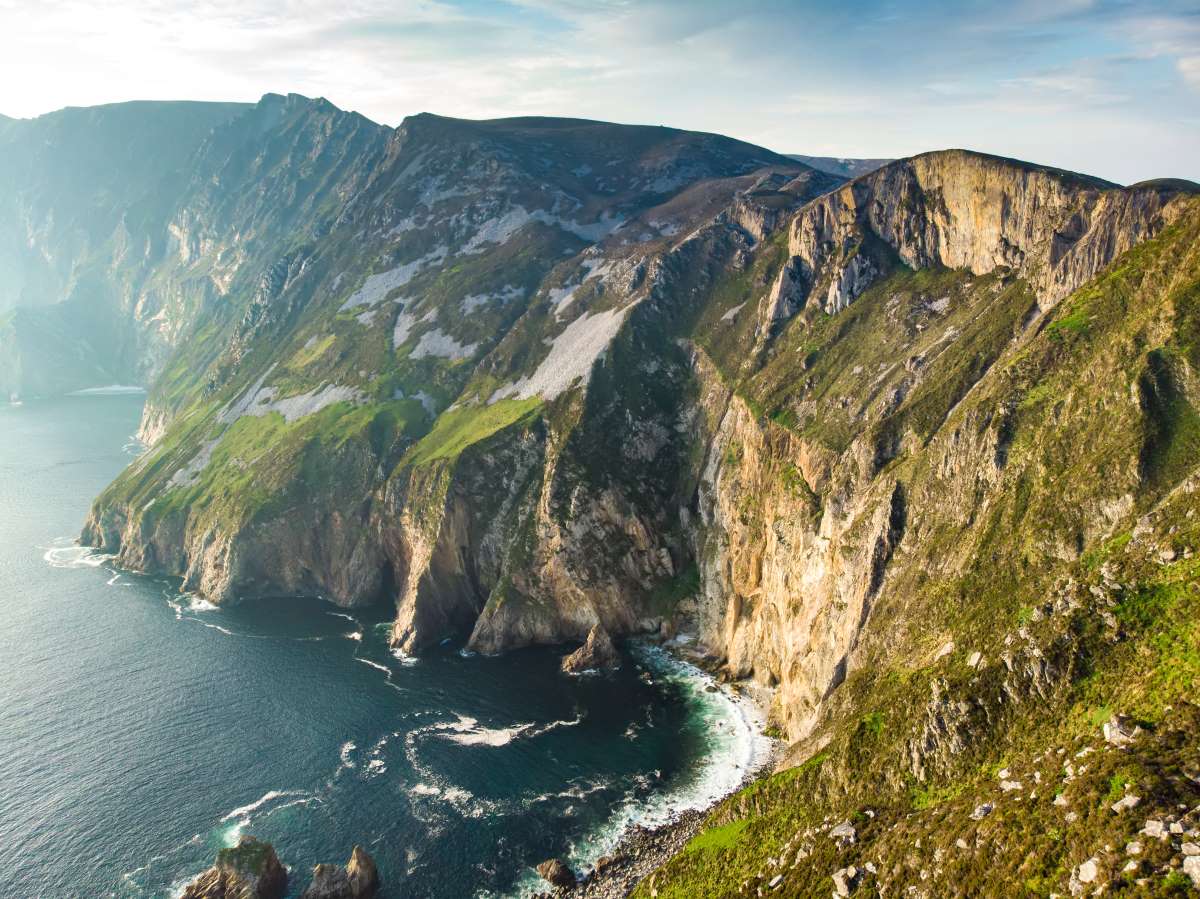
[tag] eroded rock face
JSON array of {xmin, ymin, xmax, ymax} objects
[
  {"xmin": 771, "ymin": 150, "xmax": 1190, "ymax": 333},
  {"xmin": 75, "ymin": 111, "xmax": 1200, "ymax": 762},
  {"xmin": 181, "ymin": 836, "xmax": 287, "ymax": 899},
  {"xmin": 301, "ymin": 845, "xmax": 379, "ymax": 899},
  {"xmin": 561, "ymin": 624, "xmax": 621, "ymax": 673},
  {"xmin": 536, "ymin": 857, "xmax": 577, "ymax": 889}
]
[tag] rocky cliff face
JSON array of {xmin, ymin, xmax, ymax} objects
[
  {"xmin": 770, "ymin": 150, "xmax": 1187, "ymax": 325},
  {"xmin": 0, "ymin": 100, "xmax": 249, "ymax": 396},
  {"xmin": 76, "ymin": 100, "xmax": 836, "ymax": 653},
  {"xmin": 58, "ymin": 99, "xmax": 1200, "ymax": 896},
  {"xmin": 75, "ymin": 115, "xmax": 1197, "ymax": 687}
]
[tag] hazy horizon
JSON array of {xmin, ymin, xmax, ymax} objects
[{"xmin": 2, "ymin": 1, "xmax": 1197, "ymax": 186}]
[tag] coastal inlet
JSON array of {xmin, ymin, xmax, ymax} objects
[{"xmin": 0, "ymin": 393, "xmax": 770, "ymax": 898}]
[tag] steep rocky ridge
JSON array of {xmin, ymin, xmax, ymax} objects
[
  {"xmin": 62, "ymin": 99, "xmax": 1200, "ymax": 896},
  {"xmin": 633, "ymin": 187, "xmax": 1200, "ymax": 895},
  {"xmin": 0, "ymin": 100, "xmax": 252, "ymax": 395},
  {"xmin": 79, "ymin": 97, "xmax": 832, "ymax": 640}
]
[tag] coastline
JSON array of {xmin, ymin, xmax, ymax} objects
[{"xmin": 533, "ymin": 639, "xmax": 778, "ymax": 899}]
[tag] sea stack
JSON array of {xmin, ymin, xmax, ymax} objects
[
  {"xmin": 561, "ymin": 624, "xmax": 621, "ymax": 674},
  {"xmin": 301, "ymin": 845, "xmax": 380, "ymax": 898},
  {"xmin": 181, "ymin": 836, "xmax": 287, "ymax": 899}
]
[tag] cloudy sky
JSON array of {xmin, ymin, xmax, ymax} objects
[{"xmin": 2, "ymin": 0, "xmax": 1197, "ymax": 183}]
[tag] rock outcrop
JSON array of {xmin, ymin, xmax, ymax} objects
[
  {"xmin": 561, "ymin": 624, "xmax": 621, "ymax": 673},
  {"xmin": 181, "ymin": 836, "xmax": 287, "ymax": 899},
  {"xmin": 537, "ymin": 857, "xmax": 577, "ymax": 889},
  {"xmin": 301, "ymin": 845, "xmax": 380, "ymax": 899},
  {"xmin": 770, "ymin": 150, "xmax": 1192, "ymax": 328}
]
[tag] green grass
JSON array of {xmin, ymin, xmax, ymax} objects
[
  {"xmin": 648, "ymin": 564, "xmax": 700, "ymax": 616},
  {"xmin": 404, "ymin": 397, "xmax": 542, "ymax": 467},
  {"xmin": 216, "ymin": 837, "xmax": 274, "ymax": 874},
  {"xmin": 684, "ymin": 819, "xmax": 750, "ymax": 854}
]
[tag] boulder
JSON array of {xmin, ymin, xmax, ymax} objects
[
  {"xmin": 970, "ymin": 802, "xmax": 993, "ymax": 820},
  {"xmin": 347, "ymin": 846, "xmax": 380, "ymax": 897},
  {"xmin": 832, "ymin": 865, "xmax": 861, "ymax": 896},
  {"xmin": 1184, "ymin": 855, "xmax": 1200, "ymax": 888},
  {"xmin": 536, "ymin": 858, "xmax": 577, "ymax": 889},
  {"xmin": 302, "ymin": 846, "xmax": 380, "ymax": 898},
  {"xmin": 182, "ymin": 836, "xmax": 287, "ymax": 899},
  {"xmin": 1102, "ymin": 714, "xmax": 1142, "ymax": 747},
  {"xmin": 828, "ymin": 822, "xmax": 856, "ymax": 846},
  {"xmin": 561, "ymin": 625, "xmax": 620, "ymax": 674}
]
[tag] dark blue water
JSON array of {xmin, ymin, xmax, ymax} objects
[{"xmin": 0, "ymin": 395, "xmax": 762, "ymax": 898}]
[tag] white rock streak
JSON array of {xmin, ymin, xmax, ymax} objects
[
  {"xmin": 492, "ymin": 304, "xmax": 634, "ymax": 402},
  {"xmin": 338, "ymin": 247, "xmax": 447, "ymax": 310}
]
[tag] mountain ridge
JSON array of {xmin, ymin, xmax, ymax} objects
[{"xmin": 4, "ymin": 95, "xmax": 1199, "ymax": 897}]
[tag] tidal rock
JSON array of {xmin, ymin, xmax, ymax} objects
[
  {"xmin": 561, "ymin": 625, "xmax": 620, "ymax": 674},
  {"xmin": 301, "ymin": 846, "xmax": 380, "ymax": 899},
  {"xmin": 181, "ymin": 836, "xmax": 287, "ymax": 899},
  {"xmin": 536, "ymin": 857, "xmax": 577, "ymax": 889}
]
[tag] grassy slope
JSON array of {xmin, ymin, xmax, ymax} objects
[{"xmin": 637, "ymin": 201, "xmax": 1200, "ymax": 898}]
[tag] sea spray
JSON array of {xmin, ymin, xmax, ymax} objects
[{"xmin": 504, "ymin": 641, "xmax": 775, "ymax": 897}]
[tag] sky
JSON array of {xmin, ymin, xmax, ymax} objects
[{"xmin": 1, "ymin": 0, "xmax": 1197, "ymax": 184}]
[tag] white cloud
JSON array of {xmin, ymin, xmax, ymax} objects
[
  {"xmin": 0, "ymin": 0, "xmax": 1196, "ymax": 184},
  {"xmin": 1180, "ymin": 57, "xmax": 1200, "ymax": 91}
]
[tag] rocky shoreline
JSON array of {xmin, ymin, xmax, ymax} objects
[
  {"xmin": 535, "ymin": 640, "xmax": 778, "ymax": 898},
  {"xmin": 534, "ymin": 762, "xmax": 771, "ymax": 899}
]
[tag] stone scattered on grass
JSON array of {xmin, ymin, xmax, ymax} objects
[
  {"xmin": 1103, "ymin": 715, "xmax": 1142, "ymax": 748},
  {"xmin": 831, "ymin": 866, "xmax": 861, "ymax": 897},
  {"xmin": 1111, "ymin": 794, "xmax": 1141, "ymax": 813},
  {"xmin": 971, "ymin": 803, "xmax": 993, "ymax": 820},
  {"xmin": 829, "ymin": 822, "xmax": 857, "ymax": 846}
]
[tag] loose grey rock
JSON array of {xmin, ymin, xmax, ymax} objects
[
  {"xmin": 829, "ymin": 822, "xmax": 857, "ymax": 846},
  {"xmin": 1103, "ymin": 715, "xmax": 1142, "ymax": 747},
  {"xmin": 1111, "ymin": 794, "xmax": 1141, "ymax": 813},
  {"xmin": 1184, "ymin": 855, "xmax": 1200, "ymax": 888},
  {"xmin": 832, "ymin": 865, "xmax": 860, "ymax": 897}
]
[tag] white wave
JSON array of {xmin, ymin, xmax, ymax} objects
[
  {"xmin": 365, "ymin": 759, "xmax": 387, "ymax": 776},
  {"xmin": 410, "ymin": 782, "xmax": 440, "ymax": 796},
  {"xmin": 356, "ymin": 657, "xmax": 391, "ymax": 675},
  {"xmin": 68, "ymin": 384, "xmax": 146, "ymax": 396},
  {"xmin": 42, "ymin": 543, "xmax": 114, "ymax": 569},
  {"xmin": 220, "ymin": 789, "xmax": 297, "ymax": 822},
  {"xmin": 327, "ymin": 611, "xmax": 357, "ymax": 623},
  {"xmin": 506, "ymin": 642, "xmax": 774, "ymax": 897},
  {"xmin": 217, "ymin": 789, "xmax": 318, "ymax": 847},
  {"xmin": 442, "ymin": 786, "xmax": 474, "ymax": 806},
  {"xmin": 346, "ymin": 630, "xmax": 363, "ymax": 642},
  {"xmin": 390, "ymin": 648, "xmax": 419, "ymax": 666},
  {"xmin": 339, "ymin": 741, "xmax": 357, "ymax": 769},
  {"xmin": 432, "ymin": 712, "xmax": 583, "ymax": 748},
  {"xmin": 188, "ymin": 596, "xmax": 218, "ymax": 612}
]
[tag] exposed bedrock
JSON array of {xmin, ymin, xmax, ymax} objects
[{"xmin": 79, "ymin": 133, "xmax": 1200, "ymax": 747}]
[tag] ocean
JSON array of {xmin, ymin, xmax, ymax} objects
[{"xmin": 0, "ymin": 394, "xmax": 765, "ymax": 898}]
